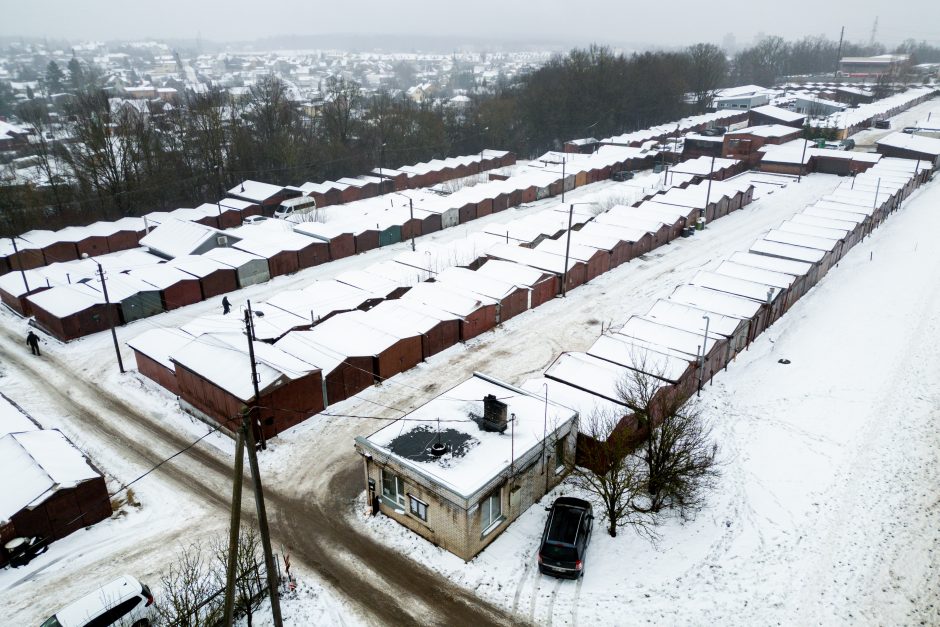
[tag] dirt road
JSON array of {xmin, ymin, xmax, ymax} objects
[{"xmin": 0, "ymin": 331, "xmax": 519, "ymax": 626}]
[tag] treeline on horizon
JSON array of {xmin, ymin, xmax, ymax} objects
[{"xmin": 1, "ymin": 34, "xmax": 937, "ymax": 236}]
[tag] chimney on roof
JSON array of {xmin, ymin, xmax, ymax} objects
[{"xmin": 480, "ymin": 394, "xmax": 508, "ymax": 433}]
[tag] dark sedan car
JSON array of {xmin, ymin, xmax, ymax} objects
[{"xmin": 537, "ymin": 497, "xmax": 594, "ymax": 579}]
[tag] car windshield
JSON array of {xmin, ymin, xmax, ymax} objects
[
  {"xmin": 40, "ymin": 617, "xmax": 62, "ymax": 627},
  {"xmin": 541, "ymin": 542, "xmax": 578, "ymax": 562}
]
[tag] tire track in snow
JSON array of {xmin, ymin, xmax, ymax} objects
[{"xmin": 511, "ymin": 561, "xmax": 533, "ymax": 616}]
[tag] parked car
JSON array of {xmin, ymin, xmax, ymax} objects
[
  {"xmin": 537, "ymin": 496, "xmax": 594, "ymax": 579},
  {"xmin": 41, "ymin": 575, "xmax": 154, "ymax": 627},
  {"xmin": 873, "ymin": 119, "xmax": 891, "ymax": 129},
  {"xmin": 242, "ymin": 215, "xmax": 268, "ymax": 225},
  {"xmin": 902, "ymin": 127, "xmax": 918, "ymax": 134},
  {"xmin": 611, "ymin": 170, "xmax": 635, "ymax": 182},
  {"xmin": 840, "ymin": 138, "xmax": 856, "ymax": 150}
]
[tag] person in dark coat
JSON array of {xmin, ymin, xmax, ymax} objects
[
  {"xmin": 222, "ymin": 296, "xmax": 231, "ymax": 315},
  {"xmin": 26, "ymin": 330, "xmax": 41, "ymax": 356}
]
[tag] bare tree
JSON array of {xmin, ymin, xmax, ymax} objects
[
  {"xmin": 686, "ymin": 43, "xmax": 729, "ymax": 112},
  {"xmin": 616, "ymin": 365, "xmax": 719, "ymax": 519},
  {"xmin": 211, "ymin": 527, "xmax": 264, "ymax": 627},
  {"xmin": 152, "ymin": 541, "xmax": 222, "ymax": 627},
  {"xmin": 565, "ymin": 409, "xmax": 655, "ymax": 538}
]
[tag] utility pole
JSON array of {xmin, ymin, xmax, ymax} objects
[
  {"xmin": 243, "ymin": 303, "xmax": 283, "ymax": 627},
  {"xmin": 835, "ymin": 26, "xmax": 845, "ymax": 78},
  {"xmin": 703, "ymin": 155, "xmax": 716, "ymax": 230},
  {"xmin": 392, "ymin": 192, "xmax": 416, "ymax": 251},
  {"xmin": 561, "ymin": 157, "xmax": 567, "ymax": 203},
  {"xmin": 95, "ymin": 261, "xmax": 125, "ymax": 373},
  {"xmin": 10, "ymin": 237, "xmax": 30, "ymax": 295},
  {"xmin": 562, "ymin": 203, "xmax": 593, "ymax": 297},
  {"xmin": 697, "ymin": 315, "xmax": 710, "ymax": 396},
  {"xmin": 222, "ymin": 417, "xmax": 246, "ymax": 626},
  {"xmin": 561, "ymin": 204, "xmax": 575, "ymax": 297},
  {"xmin": 798, "ymin": 138, "xmax": 809, "ymax": 183}
]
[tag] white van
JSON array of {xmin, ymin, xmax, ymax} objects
[
  {"xmin": 41, "ymin": 574, "xmax": 154, "ymax": 627},
  {"xmin": 274, "ymin": 196, "xmax": 317, "ymax": 219}
]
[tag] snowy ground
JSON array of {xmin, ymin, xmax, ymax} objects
[
  {"xmin": 348, "ymin": 174, "xmax": 940, "ymax": 626},
  {"xmin": 3, "ymin": 166, "xmax": 926, "ymax": 625}
]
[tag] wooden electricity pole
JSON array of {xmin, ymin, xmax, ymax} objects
[
  {"xmin": 221, "ymin": 414, "xmax": 246, "ymax": 626},
  {"xmin": 243, "ymin": 302, "xmax": 283, "ymax": 626}
]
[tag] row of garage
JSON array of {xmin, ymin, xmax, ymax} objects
[
  {"xmin": 530, "ymin": 156, "xmax": 931, "ymax": 449},
  {"xmin": 125, "ymin": 165, "xmax": 757, "ymax": 439}
]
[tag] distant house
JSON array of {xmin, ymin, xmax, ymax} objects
[
  {"xmin": 713, "ymin": 85, "xmax": 770, "ymax": 111},
  {"xmin": 355, "ymin": 373, "xmax": 578, "ymax": 561},
  {"xmin": 0, "ymin": 120, "xmax": 31, "ymax": 151},
  {"xmin": 790, "ymin": 95, "xmax": 846, "ymax": 118},
  {"xmin": 839, "ymin": 54, "xmax": 910, "ymax": 78}
]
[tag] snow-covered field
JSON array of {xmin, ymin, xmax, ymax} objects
[{"xmin": 350, "ymin": 176, "xmax": 940, "ymax": 626}]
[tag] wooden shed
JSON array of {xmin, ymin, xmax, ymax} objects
[
  {"xmin": 89, "ymin": 274, "xmax": 165, "ymax": 324},
  {"xmin": 22, "ymin": 231, "xmax": 79, "ymax": 266},
  {"xmin": 435, "ymin": 267, "xmax": 530, "ymax": 324},
  {"xmin": 61, "ymin": 226, "xmax": 110, "ymax": 258},
  {"xmin": 108, "ymin": 217, "xmax": 147, "ymax": 251},
  {"xmin": 126, "ymin": 327, "xmax": 195, "ymax": 395},
  {"xmin": 401, "ymin": 282, "xmax": 498, "ymax": 341},
  {"xmin": 166, "ymin": 255, "xmax": 239, "ymax": 300},
  {"xmin": 0, "ymin": 430, "xmax": 111, "ymax": 566},
  {"xmin": 578, "ymin": 221, "xmax": 654, "ymax": 261},
  {"xmin": 476, "ymin": 259, "xmax": 558, "ymax": 309},
  {"xmin": 366, "ymin": 300, "xmax": 461, "ymax": 359},
  {"xmin": 172, "ymin": 334, "xmax": 324, "ymax": 440},
  {"xmin": 129, "ymin": 265, "xmax": 204, "ymax": 311},
  {"xmin": 203, "ymin": 247, "xmax": 271, "ymax": 288},
  {"xmin": 293, "ymin": 222, "xmax": 355, "ymax": 261},
  {"xmin": 485, "ymin": 243, "xmax": 587, "ymax": 294},
  {"xmin": 534, "ymin": 238, "xmax": 611, "ymax": 282},
  {"xmin": 26, "ymin": 285, "xmax": 118, "ymax": 342},
  {"xmin": 275, "ymin": 332, "xmax": 375, "ymax": 407}
]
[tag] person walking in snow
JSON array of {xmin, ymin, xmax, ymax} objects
[
  {"xmin": 222, "ymin": 296, "xmax": 231, "ymax": 315},
  {"xmin": 26, "ymin": 330, "xmax": 41, "ymax": 356}
]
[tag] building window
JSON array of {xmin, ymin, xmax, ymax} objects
[
  {"xmin": 481, "ymin": 489, "xmax": 503, "ymax": 534},
  {"xmin": 408, "ymin": 495, "xmax": 428, "ymax": 521},
  {"xmin": 555, "ymin": 438, "xmax": 566, "ymax": 474},
  {"xmin": 381, "ymin": 469, "xmax": 405, "ymax": 507}
]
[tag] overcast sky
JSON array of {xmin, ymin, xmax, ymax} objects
[{"xmin": 1, "ymin": 0, "xmax": 936, "ymax": 48}]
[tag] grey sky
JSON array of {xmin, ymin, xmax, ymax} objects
[{"xmin": 1, "ymin": 0, "xmax": 936, "ymax": 47}]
